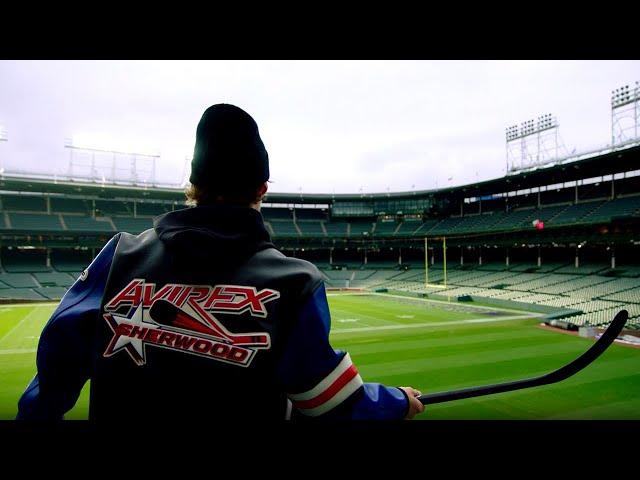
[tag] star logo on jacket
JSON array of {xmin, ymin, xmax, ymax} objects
[{"xmin": 102, "ymin": 279, "xmax": 279, "ymax": 367}]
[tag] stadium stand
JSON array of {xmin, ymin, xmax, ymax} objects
[
  {"xmin": 349, "ymin": 219, "xmax": 374, "ymax": 237},
  {"xmin": 51, "ymin": 249, "xmax": 92, "ymax": 272},
  {"xmin": 374, "ymin": 219, "xmax": 399, "ymax": 236},
  {"xmin": 296, "ymin": 221, "xmax": 325, "ymax": 237},
  {"xmin": 583, "ymin": 194, "xmax": 640, "ymax": 223},
  {"xmin": 549, "ymin": 200, "xmax": 606, "ymax": 225},
  {"xmin": 7, "ymin": 213, "xmax": 63, "ymax": 231},
  {"xmin": 0, "ymin": 288, "xmax": 46, "ymax": 300},
  {"xmin": 112, "ymin": 216, "xmax": 154, "ymax": 234},
  {"xmin": 324, "ymin": 220, "xmax": 349, "ymax": 237},
  {"xmin": 33, "ymin": 272, "xmax": 75, "ymax": 287},
  {"xmin": 0, "ymin": 273, "xmax": 40, "ymax": 288},
  {"xmin": 1, "ymin": 194, "xmax": 46, "ymax": 212},
  {"xmin": 50, "ymin": 197, "xmax": 91, "ymax": 214},
  {"xmin": 0, "ymin": 142, "xmax": 638, "ymax": 334},
  {"xmin": 63, "ymin": 215, "xmax": 114, "ymax": 232},
  {"xmin": 269, "ymin": 220, "xmax": 299, "ymax": 237},
  {"xmin": 34, "ymin": 287, "xmax": 71, "ymax": 300},
  {"xmin": 95, "ymin": 200, "xmax": 132, "ymax": 216},
  {"xmin": 3, "ymin": 249, "xmax": 49, "ymax": 273},
  {"xmin": 394, "ymin": 219, "xmax": 422, "ymax": 236},
  {"xmin": 135, "ymin": 203, "xmax": 172, "ymax": 216}
]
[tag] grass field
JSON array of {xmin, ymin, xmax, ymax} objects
[{"xmin": 1, "ymin": 293, "xmax": 639, "ymax": 420}]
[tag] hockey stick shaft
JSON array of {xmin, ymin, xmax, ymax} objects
[{"xmin": 417, "ymin": 309, "xmax": 628, "ymax": 405}]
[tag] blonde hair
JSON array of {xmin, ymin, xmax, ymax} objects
[{"xmin": 185, "ymin": 183, "xmax": 265, "ymax": 207}]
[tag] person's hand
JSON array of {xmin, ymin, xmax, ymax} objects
[{"xmin": 399, "ymin": 387, "xmax": 425, "ymax": 420}]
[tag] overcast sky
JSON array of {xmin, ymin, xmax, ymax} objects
[{"xmin": 0, "ymin": 60, "xmax": 638, "ymax": 194}]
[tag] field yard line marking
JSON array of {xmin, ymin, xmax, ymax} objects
[
  {"xmin": 367, "ymin": 292, "xmax": 540, "ymax": 316},
  {"xmin": 0, "ymin": 348, "xmax": 36, "ymax": 355},
  {"xmin": 0, "ymin": 302, "xmax": 58, "ymax": 309},
  {"xmin": 331, "ymin": 308, "xmax": 406, "ymax": 327},
  {"xmin": 331, "ymin": 313, "xmax": 543, "ymax": 334},
  {"xmin": 329, "ymin": 306, "xmax": 395, "ymax": 327},
  {"xmin": 0, "ymin": 306, "xmax": 49, "ymax": 343}
]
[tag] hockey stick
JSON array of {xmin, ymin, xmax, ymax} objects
[
  {"xmin": 417, "ymin": 309, "xmax": 628, "ymax": 405},
  {"xmin": 149, "ymin": 299, "xmax": 270, "ymax": 347}
]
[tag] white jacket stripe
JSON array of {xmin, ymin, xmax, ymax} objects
[
  {"xmin": 288, "ymin": 353, "xmax": 354, "ymax": 401},
  {"xmin": 296, "ymin": 374, "xmax": 364, "ymax": 417}
]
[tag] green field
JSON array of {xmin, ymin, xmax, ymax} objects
[{"xmin": 1, "ymin": 293, "xmax": 639, "ymax": 420}]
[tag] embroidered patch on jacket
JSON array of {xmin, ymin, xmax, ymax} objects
[{"xmin": 102, "ymin": 279, "xmax": 279, "ymax": 367}]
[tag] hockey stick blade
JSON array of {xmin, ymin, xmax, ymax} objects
[{"xmin": 417, "ymin": 309, "xmax": 628, "ymax": 405}]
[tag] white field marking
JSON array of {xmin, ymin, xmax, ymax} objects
[
  {"xmin": 396, "ymin": 315, "xmax": 414, "ymax": 319},
  {"xmin": 335, "ymin": 309, "xmax": 427, "ymax": 328},
  {"xmin": 0, "ymin": 302, "xmax": 58, "ymax": 309},
  {"xmin": 331, "ymin": 313, "xmax": 544, "ymax": 334},
  {"xmin": 365, "ymin": 292, "xmax": 540, "ymax": 316},
  {"xmin": 337, "ymin": 319, "xmax": 359, "ymax": 323},
  {"xmin": 327, "ymin": 292, "xmax": 372, "ymax": 297},
  {"xmin": 0, "ymin": 348, "xmax": 36, "ymax": 355},
  {"xmin": 0, "ymin": 305, "xmax": 50, "ymax": 344}
]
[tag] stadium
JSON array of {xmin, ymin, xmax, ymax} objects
[{"xmin": 1, "ymin": 72, "xmax": 640, "ymax": 420}]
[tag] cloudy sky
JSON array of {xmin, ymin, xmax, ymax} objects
[{"xmin": 0, "ymin": 60, "xmax": 638, "ymax": 194}]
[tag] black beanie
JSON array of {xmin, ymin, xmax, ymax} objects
[{"xmin": 189, "ymin": 104, "xmax": 269, "ymax": 196}]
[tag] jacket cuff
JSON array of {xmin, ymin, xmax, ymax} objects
[{"xmin": 396, "ymin": 387, "xmax": 410, "ymax": 419}]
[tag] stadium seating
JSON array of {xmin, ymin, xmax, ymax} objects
[
  {"xmin": 8, "ymin": 213, "xmax": 63, "ymax": 231},
  {"xmin": 51, "ymin": 249, "xmax": 92, "ymax": 272},
  {"xmin": 95, "ymin": 200, "xmax": 132, "ymax": 216},
  {"xmin": 428, "ymin": 216, "xmax": 465, "ymax": 235},
  {"xmin": 492, "ymin": 208, "xmax": 537, "ymax": 230},
  {"xmin": 0, "ymin": 273, "xmax": 40, "ymax": 288},
  {"xmin": 112, "ymin": 216, "xmax": 154, "ymax": 234},
  {"xmin": 295, "ymin": 209, "xmax": 328, "ymax": 221},
  {"xmin": 583, "ymin": 195, "xmax": 640, "ymax": 223},
  {"xmin": 412, "ymin": 219, "xmax": 440, "ymax": 236},
  {"xmin": 63, "ymin": 215, "xmax": 115, "ymax": 232},
  {"xmin": 50, "ymin": 197, "xmax": 91, "ymax": 214},
  {"xmin": 324, "ymin": 221, "xmax": 349, "ymax": 237},
  {"xmin": 374, "ymin": 220, "xmax": 399, "ymax": 236},
  {"xmin": 395, "ymin": 219, "xmax": 422, "ymax": 236},
  {"xmin": 1, "ymin": 195, "xmax": 46, "ymax": 212},
  {"xmin": 349, "ymin": 219, "xmax": 374, "ymax": 237},
  {"xmin": 3, "ymin": 249, "xmax": 49, "ymax": 273},
  {"xmin": 554, "ymin": 263, "xmax": 608, "ymax": 275},
  {"xmin": 263, "ymin": 208, "xmax": 293, "ymax": 221},
  {"xmin": 0, "ymin": 288, "xmax": 47, "ymax": 300},
  {"xmin": 0, "ymin": 168, "xmax": 639, "ymax": 331},
  {"xmin": 135, "ymin": 203, "xmax": 172, "ymax": 216},
  {"xmin": 452, "ymin": 213, "xmax": 502, "ymax": 233},
  {"xmin": 269, "ymin": 220, "xmax": 299, "ymax": 237},
  {"xmin": 34, "ymin": 287, "xmax": 70, "ymax": 300},
  {"xmin": 367, "ymin": 262, "xmax": 640, "ymax": 327},
  {"xmin": 296, "ymin": 221, "xmax": 326, "ymax": 237},
  {"xmin": 470, "ymin": 212, "xmax": 509, "ymax": 232},
  {"xmin": 33, "ymin": 272, "xmax": 75, "ymax": 287},
  {"xmin": 548, "ymin": 200, "xmax": 605, "ymax": 225},
  {"xmin": 1, "ymin": 194, "xmax": 638, "ymax": 239}
]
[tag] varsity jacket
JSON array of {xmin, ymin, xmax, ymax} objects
[{"xmin": 17, "ymin": 205, "xmax": 410, "ymax": 421}]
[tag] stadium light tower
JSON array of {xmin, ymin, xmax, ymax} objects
[
  {"xmin": 611, "ymin": 81, "xmax": 640, "ymax": 146},
  {"xmin": 0, "ymin": 126, "xmax": 7, "ymax": 174},
  {"xmin": 505, "ymin": 113, "xmax": 564, "ymax": 172},
  {"xmin": 64, "ymin": 137, "xmax": 159, "ymax": 186}
]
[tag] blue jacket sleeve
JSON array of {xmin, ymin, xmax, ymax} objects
[
  {"xmin": 277, "ymin": 283, "xmax": 409, "ymax": 420},
  {"xmin": 16, "ymin": 235, "xmax": 119, "ymax": 420}
]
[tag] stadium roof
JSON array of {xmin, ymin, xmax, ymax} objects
[{"xmin": 1, "ymin": 142, "xmax": 639, "ymax": 204}]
